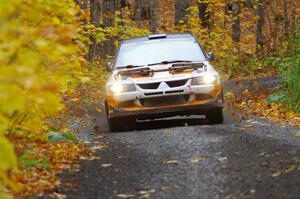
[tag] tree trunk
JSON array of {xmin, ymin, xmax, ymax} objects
[
  {"xmin": 75, "ymin": 0, "xmax": 88, "ymax": 10},
  {"xmin": 198, "ymin": 0, "xmax": 210, "ymax": 29},
  {"xmin": 150, "ymin": 0, "xmax": 158, "ymax": 33},
  {"xmin": 174, "ymin": 0, "xmax": 190, "ymax": 25},
  {"xmin": 282, "ymin": 0, "xmax": 289, "ymax": 39},
  {"xmin": 103, "ymin": 0, "xmax": 115, "ymax": 27},
  {"xmin": 103, "ymin": 0, "xmax": 116, "ymax": 57},
  {"xmin": 88, "ymin": 0, "xmax": 101, "ymax": 61},
  {"xmin": 135, "ymin": 0, "xmax": 142, "ymax": 24},
  {"xmin": 232, "ymin": 0, "xmax": 241, "ymax": 42},
  {"xmin": 291, "ymin": 0, "xmax": 297, "ymax": 35},
  {"xmin": 256, "ymin": 0, "xmax": 265, "ymax": 55},
  {"xmin": 75, "ymin": 0, "xmax": 88, "ymax": 24}
]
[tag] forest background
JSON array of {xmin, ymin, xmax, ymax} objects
[{"xmin": 0, "ymin": 0, "xmax": 299, "ymax": 198}]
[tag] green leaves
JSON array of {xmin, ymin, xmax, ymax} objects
[{"xmin": 47, "ymin": 132, "xmax": 77, "ymax": 143}]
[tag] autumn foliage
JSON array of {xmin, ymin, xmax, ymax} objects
[
  {"xmin": 0, "ymin": 0, "xmax": 299, "ymax": 198},
  {"xmin": 0, "ymin": 0, "xmax": 87, "ymax": 197}
]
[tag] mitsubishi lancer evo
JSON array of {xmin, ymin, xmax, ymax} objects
[{"xmin": 105, "ymin": 33, "xmax": 224, "ymax": 131}]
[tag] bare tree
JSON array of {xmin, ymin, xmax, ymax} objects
[
  {"xmin": 174, "ymin": 0, "xmax": 190, "ymax": 25},
  {"xmin": 282, "ymin": 0, "xmax": 289, "ymax": 39},
  {"xmin": 135, "ymin": 0, "xmax": 142, "ymax": 24},
  {"xmin": 103, "ymin": 0, "xmax": 115, "ymax": 27},
  {"xmin": 89, "ymin": 0, "xmax": 101, "ymax": 61},
  {"xmin": 256, "ymin": 0, "xmax": 265, "ymax": 55},
  {"xmin": 198, "ymin": 0, "xmax": 210, "ymax": 29},
  {"xmin": 232, "ymin": 0, "xmax": 241, "ymax": 42},
  {"xmin": 102, "ymin": 0, "xmax": 116, "ymax": 57},
  {"xmin": 150, "ymin": 0, "xmax": 158, "ymax": 33}
]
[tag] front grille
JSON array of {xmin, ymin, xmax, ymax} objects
[
  {"xmin": 145, "ymin": 92, "xmax": 163, "ymax": 96},
  {"xmin": 140, "ymin": 95, "xmax": 189, "ymax": 107},
  {"xmin": 138, "ymin": 83, "xmax": 160, "ymax": 90},
  {"xmin": 166, "ymin": 79, "xmax": 188, "ymax": 88},
  {"xmin": 165, "ymin": 90, "xmax": 184, "ymax": 94}
]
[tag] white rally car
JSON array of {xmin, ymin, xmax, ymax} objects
[{"xmin": 105, "ymin": 33, "xmax": 224, "ymax": 131}]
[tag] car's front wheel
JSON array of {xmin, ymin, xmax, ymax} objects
[
  {"xmin": 108, "ymin": 117, "xmax": 136, "ymax": 132},
  {"xmin": 105, "ymin": 99, "xmax": 136, "ymax": 132},
  {"xmin": 206, "ymin": 107, "xmax": 224, "ymax": 124}
]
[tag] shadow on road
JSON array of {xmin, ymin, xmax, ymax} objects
[{"xmin": 91, "ymin": 103, "xmax": 235, "ymax": 133}]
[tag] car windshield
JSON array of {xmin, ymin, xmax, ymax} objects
[{"xmin": 115, "ymin": 38, "xmax": 206, "ymax": 68}]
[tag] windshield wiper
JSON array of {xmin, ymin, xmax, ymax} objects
[
  {"xmin": 148, "ymin": 60, "xmax": 194, "ymax": 66},
  {"xmin": 117, "ymin": 66, "xmax": 153, "ymax": 77},
  {"xmin": 117, "ymin": 64, "xmax": 143, "ymax": 69}
]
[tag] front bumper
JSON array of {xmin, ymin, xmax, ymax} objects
[
  {"xmin": 108, "ymin": 97, "xmax": 223, "ymax": 119},
  {"xmin": 107, "ymin": 83, "xmax": 223, "ymax": 119}
]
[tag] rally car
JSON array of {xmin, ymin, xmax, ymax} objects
[{"xmin": 105, "ymin": 33, "xmax": 224, "ymax": 131}]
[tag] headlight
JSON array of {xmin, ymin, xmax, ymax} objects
[
  {"xmin": 192, "ymin": 75, "xmax": 217, "ymax": 85},
  {"xmin": 109, "ymin": 83, "xmax": 136, "ymax": 94}
]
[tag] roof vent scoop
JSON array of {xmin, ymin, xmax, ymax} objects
[{"xmin": 148, "ymin": 34, "xmax": 167, "ymax": 40}]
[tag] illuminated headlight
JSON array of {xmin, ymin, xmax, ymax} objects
[
  {"xmin": 192, "ymin": 76, "xmax": 217, "ymax": 85},
  {"xmin": 109, "ymin": 83, "xmax": 136, "ymax": 94}
]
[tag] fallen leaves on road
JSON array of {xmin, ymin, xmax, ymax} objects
[
  {"xmin": 101, "ymin": 163, "xmax": 112, "ymax": 168},
  {"xmin": 293, "ymin": 131, "xmax": 300, "ymax": 137},
  {"xmin": 139, "ymin": 189, "xmax": 155, "ymax": 198},
  {"xmin": 9, "ymin": 136, "xmax": 87, "ymax": 197},
  {"xmin": 116, "ymin": 193, "xmax": 135, "ymax": 198},
  {"xmin": 161, "ymin": 160, "xmax": 179, "ymax": 164},
  {"xmin": 226, "ymin": 89, "xmax": 300, "ymax": 127},
  {"xmin": 272, "ymin": 172, "xmax": 281, "ymax": 177},
  {"xmin": 91, "ymin": 144, "xmax": 108, "ymax": 152},
  {"xmin": 191, "ymin": 156, "xmax": 205, "ymax": 163},
  {"xmin": 160, "ymin": 185, "xmax": 179, "ymax": 191}
]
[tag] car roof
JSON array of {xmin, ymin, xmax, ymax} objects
[{"xmin": 121, "ymin": 33, "xmax": 195, "ymax": 45}]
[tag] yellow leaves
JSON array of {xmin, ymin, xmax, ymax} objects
[
  {"xmin": 8, "ymin": 138, "xmax": 86, "ymax": 197},
  {"xmin": 191, "ymin": 156, "xmax": 205, "ymax": 163},
  {"xmin": 139, "ymin": 189, "xmax": 155, "ymax": 198},
  {"xmin": 0, "ymin": 84, "xmax": 25, "ymax": 115},
  {"xmin": 272, "ymin": 172, "xmax": 281, "ymax": 177},
  {"xmin": 293, "ymin": 131, "xmax": 300, "ymax": 137},
  {"xmin": 161, "ymin": 160, "xmax": 179, "ymax": 164},
  {"xmin": 0, "ymin": 0, "xmax": 86, "ymax": 197},
  {"xmin": 0, "ymin": 137, "xmax": 17, "ymax": 173},
  {"xmin": 226, "ymin": 89, "xmax": 300, "ymax": 127},
  {"xmin": 0, "ymin": 135, "xmax": 17, "ymax": 198},
  {"xmin": 116, "ymin": 193, "xmax": 135, "ymax": 198}
]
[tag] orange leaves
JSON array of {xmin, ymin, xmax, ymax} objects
[
  {"xmin": 226, "ymin": 89, "xmax": 300, "ymax": 127},
  {"xmin": 10, "ymin": 137, "xmax": 86, "ymax": 197}
]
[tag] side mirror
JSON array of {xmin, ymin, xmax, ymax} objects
[
  {"xmin": 106, "ymin": 62, "xmax": 113, "ymax": 71},
  {"xmin": 207, "ymin": 52, "xmax": 215, "ymax": 61}
]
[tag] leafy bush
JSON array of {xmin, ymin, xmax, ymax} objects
[{"xmin": 268, "ymin": 30, "xmax": 300, "ymax": 112}]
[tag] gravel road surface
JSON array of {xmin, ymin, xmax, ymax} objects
[{"xmin": 57, "ymin": 77, "xmax": 300, "ymax": 199}]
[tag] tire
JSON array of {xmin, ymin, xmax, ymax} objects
[
  {"xmin": 108, "ymin": 117, "xmax": 136, "ymax": 132},
  {"xmin": 206, "ymin": 107, "xmax": 224, "ymax": 124},
  {"xmin": 105, "ymin": 99, "xmax": 136, "ymax": 132}
]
